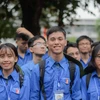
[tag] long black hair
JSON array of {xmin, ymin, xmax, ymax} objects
[{"xmin": 84, "ymin": 43, "xmax": 100, "ymax": 74}]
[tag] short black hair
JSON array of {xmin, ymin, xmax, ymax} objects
[
  {"xmin": 28, "ymin": 35, "xmax": 46, "ymax": 47},
  {"xmin": 46, "ymin": 26, "xmax": 66, "ymax": 39},
  {"xmin": 76, "ymin": 35, "xmax": 93, "ymax": 47},
  {"xmin": 15, "ymin": 33, "xmax": 29, "ymax": 41},
  {"xmin": 91, "ymin": 41, "xmax": 100, "ymax": 48},
  {"xmin": 64, "ymin": 42, "xmax": 77, "ymax": 53}
]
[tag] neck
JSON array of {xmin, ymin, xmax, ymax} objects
[
  {"xmin": 96, "ymin": 69, "xmax": 100, "ymax": 77},
  {"xmin": 3, "ymin": 68, "xmax": 14, "ymax": 78},
  {"xmin": 50, "ymin": 52, "xmax": 64, "ymax": 62},
  {"xmin": 17, "ymin": 48, "xmax": 25, "ymax": 58},
  {"xmin": 33, "ymin": 54, "xmax": 42, "ymax": 64},
  {"xmin": 80, "ymin": 53, "xmax": 90, "ymax": 63}
]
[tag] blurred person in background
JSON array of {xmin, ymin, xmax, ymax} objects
[
  {"xmin": 15, "ymin": 33, "xmax": 33, "ymax": 66},
  {"xmin": 76, "ymin": 35, "xmax": 93, "ymax": 69},
  {"xmin": 21, "ymin": 35, "xmax": 46, "ymax": 78}
]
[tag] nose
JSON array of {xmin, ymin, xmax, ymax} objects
[
  {"xmin": 55, "ymin": 39, "xmax": 59, "ymax": 44},
  {"xmin": 4, "ymin": 56, "xmax": 9, "ymax": 61}
]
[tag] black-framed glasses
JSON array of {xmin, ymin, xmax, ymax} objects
[{"xmin": 31, "ymin": 42, "xmax": 46, "ymax": 47}]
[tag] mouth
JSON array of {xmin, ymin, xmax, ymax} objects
[
  {"xmin": 54, "ymin": 46, "xmax": 61, "ymax": 49},
  {"xmin": 3, "ymin": 63, "xmax": 10, "ymax": 66}
]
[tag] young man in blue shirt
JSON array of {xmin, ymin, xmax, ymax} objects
[
  {"xmin": 30, "ymin": 26, "xmax": 82, "ymax": 100},
  {"xmin": 21, "ymin": 35, "xmax": 46, "ymax": 78},
  {"xmin": 76, "ymin": 35, "xmax": 93, "ymax": 69},
  {"xmin": 15, "ymin": 33, "xmax": 33, "ymax": 66}
]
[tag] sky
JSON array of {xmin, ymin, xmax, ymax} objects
[{"xmin": 76, "ymin": 1, "xmax": 100, "ymax": 19}]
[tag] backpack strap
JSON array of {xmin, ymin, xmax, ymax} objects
[
  {"xmin": 39, "ymin": 60, "xmax": 47, "ymax": 100},
  {"xmin": 86, "ymin": 73, "xmax": 92, "ymax": 89},
  {"xmin": 69, "ymin": 61, "xmax": 75, "ymax": 94},
  {"xmin": 15, "ymin": 64, "xmax": 24, "ymax": 88}
]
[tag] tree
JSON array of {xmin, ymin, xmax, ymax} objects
[
  {"xmin": 0, "ymin": 0, "xmax": 100, "ymax": 38},
  {"xmin": 95, "ymin": 19, "xmax": 100, "ymax": 40}
]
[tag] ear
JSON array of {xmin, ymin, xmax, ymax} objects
[
  {"xmin": 15, "ymin": 57, "xmax": 18, "ymax": 62},
  {"xmin": 29, "ymin": 47, "xmax": 34, "ymax": 53},
  {"xmin": 64, "ymin": 40, "xmax": 67, "ymax": 46},
  {"xmin": 46, "ymin": 42, "xmax": 48, "ymax": 47},
  {"xmin": 16, "ymin": 40, "xmax": 18, "ymax": 44}
]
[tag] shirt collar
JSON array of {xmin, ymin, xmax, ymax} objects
[
  {"xmin": 46, "ymin": 55, "xmax": 68, "ymax": 69},
  {"xmin": 25, "ymin": 49, "xmax": 31, "ymax": 55},
  {"xmin": 92, "ymin": 71, "xmax": 98, "ymax": 77},
  {"xmin": 0, "ymin": 69, "xmax": 19, "ymax": 82},
  {"xmin": 80, "ymin": 56, "xmax": 91, "ymax": 64}
]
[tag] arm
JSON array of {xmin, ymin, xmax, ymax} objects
[
  {"xmin": 71, "ymin": 65, "xmax": 82, "ymax": 100},
  {"xmin": 20, "ymin": 75, "xmax": 30, "ymax": 100},
  {"xmin": 16, "ymin": 27, "xmax": 34, "ymax": 38},
  {"xmin": 81, "ymin": 75, "xmax": 88, "ymax": 100},
  {"xmin": 30, "ymin": 65, "xmax": 40, "ymax": 100}
]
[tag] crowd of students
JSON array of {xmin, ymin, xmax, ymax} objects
[{"xmin": 0, "ymin": 26, "xmax": 100, "ymax": 100}]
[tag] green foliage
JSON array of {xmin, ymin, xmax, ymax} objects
[
  {"xmin": 0, "ymin": 0, "xmax": 100, "ymax": 37},
  {"xmin": 95, "ymin": 19, "xmax": 100, "ymax": 40},
  {"xmin": 0, "ymin": 0, "xmax": 21, "ymax": 38},
  {"xmin": 67, "ymin": 37, "xmax": 77, "ymax": 42}
]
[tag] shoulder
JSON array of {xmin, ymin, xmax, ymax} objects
[
  {"xmin": 23, "ymin": 74, "xmax": 30, "ymax": 84},
  {"xmin": 21, "ymin": 61, "xmax": 34, "ymax": 69}
]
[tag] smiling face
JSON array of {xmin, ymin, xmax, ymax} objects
[
  {"xmin": 0, "ymin": 47, "xmax": 18, "ymax": 72},
  {"xmin": 47, "ymin": 31, "xmax": 67, "ymax": 55}
]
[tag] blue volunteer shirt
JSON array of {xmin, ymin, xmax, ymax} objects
[
  {"xmin": 80, "ymin": 56, "xmax": 91, "ymax": 69},
  {"xmin": 81, "ymin": 71, "xmax": 100, "ymax": 100},
  {"xmin": 21, "ymin": 60, "xmax": 36, "ymax": 78},
  {"xmin": 17, "ymin": 49, "xmax": 33, "ymax": 67},
  {"xmin": 30, "ymin": 56, "xmax": 81, "ymax": 100},
  {"xmin": 0, "ymin": 69, "xmax": 30, "ymax": 100}
]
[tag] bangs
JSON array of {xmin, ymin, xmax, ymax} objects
[{"xmin": 0, "ymin": 46, "xmax": 15, "ymax": 56}]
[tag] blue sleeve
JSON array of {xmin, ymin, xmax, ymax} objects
[
  {"xmin": 20, "ymin": 75, "xmax": 30, "ymax": 100},
  {"xmin": 71, "ymin": 65, "xmax": 82, "ymax": 100},
  {"xmin": 22, "ymin": 65, "xmax": 31, "ymax": 78},
  {"xmin": 81, "ymin": 75, "xmax": 88, "ymax": 100},
  {"xmin": 30, "ymin": 65, "xmax": 40, "ymax": 100}
]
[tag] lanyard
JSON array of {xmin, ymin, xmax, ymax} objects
[
  {"xmin": 2, "ymin": 79, "xmax": 12, "ymax": 100},
  {"xmin": 94, "ymin": 78, "xmax": 100, "ymax": 100}
]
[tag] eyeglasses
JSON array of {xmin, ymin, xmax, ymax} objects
[
  {"xmin": 78, "ymin": 43, "xmax": 90, "ymax": 46},
  {"xmin": 31, "ymin": 42, "xmax": 46, "ymax": 47}
]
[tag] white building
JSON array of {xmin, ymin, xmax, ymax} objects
[{"xmin": 64, "ymin": 19, "xmax": 98, "ymax": 41}]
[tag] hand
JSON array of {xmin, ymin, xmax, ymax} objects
[{"xmin": 16, "ymin": 27, "xmax": 34, "ymax": 38}]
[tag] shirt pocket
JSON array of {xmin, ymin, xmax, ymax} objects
[
  {"xmin": 87, "ymin": 89, "xmax": 97, "ymax": 100},
  {"xmin": 10, "ymin": 87, "xmax": 20, "ymax": 100},
  {"xmin": 0, "ymin": 85, "xmax": 6, "ymax": 99},
  {"xmin": 60, "ymin": 78, "xmax": 70, "ymax": 94}
]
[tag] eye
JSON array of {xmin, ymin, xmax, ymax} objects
[
  {"xmin": 58, "ymin": 37, "xmax": 63, "ymax": 41},
  {"xmin": 50, "ymin": 38, "xmax": 55, "ymax": 41},
  {"xmin": 7, "ymin": 54, "xmax": 12, "ymax": 57},
  {"xmin": 0, "ymin": 54, "xmax": 4, "ymax": 58}
]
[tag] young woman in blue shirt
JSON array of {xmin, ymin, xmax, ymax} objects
[{"xmin": 0, "ymin": 43, "xmax": 30, "ymax": 100}]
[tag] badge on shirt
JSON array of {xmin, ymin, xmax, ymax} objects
[
  {"xmin": 55, "ymin": 90, "xmax": 64, "ymax": 100},
  {"xmin": 65, "ymin": 78, "xmax": 69, "ymax": 84},
  {"xmin": 11, "ymin": 88, "xmax": 20, "ymax": 94},
  {"xmin": 16, "ymin": 88, "xmax": 20, "ymax": 94}
]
